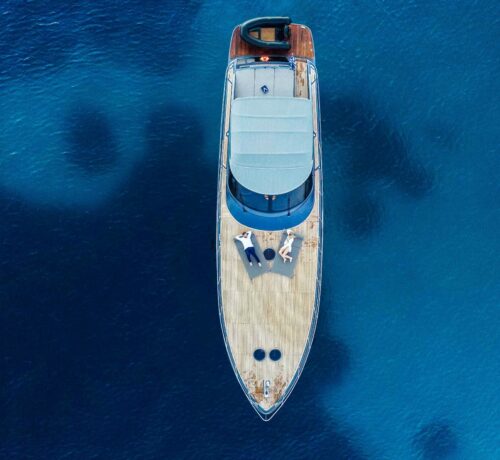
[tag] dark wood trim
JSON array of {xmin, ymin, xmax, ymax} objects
[{"xmin": 229, "ymin": 24, "xmax": 315, "ymax": 60}]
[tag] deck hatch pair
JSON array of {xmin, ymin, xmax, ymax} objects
[{"xmin": 253, "ymin": 349, "xmax": 282, "ymax": 362}]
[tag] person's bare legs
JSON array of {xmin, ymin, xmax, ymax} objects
[{"xmin": 279, "ymin": 247, "xmax": 292, "ymax": 262}]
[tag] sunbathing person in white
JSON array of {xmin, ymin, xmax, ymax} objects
[
  {"xmin": 235, "ymin": 230, "xmax": 262, "ymax": 267},
  {"xmin": 279, "ymin": 229, "xmax": 295, "ymax": 263}
]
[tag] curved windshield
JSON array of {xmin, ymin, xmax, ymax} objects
[{"xmin": 228, "ymin": 170, "xmax": 313, "ymax": 213}]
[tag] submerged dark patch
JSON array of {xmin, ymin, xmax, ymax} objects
[
  {"xmin": 300, "ymin": 283, "xmax": 352, "ymax": 387},
  {"xmin": 413, "ymin": 421, "xmax": 458, "ymax": 459},
  {"xmin": 338, "ymin": 188, "xmax": 383, "ymax": 238},
  {"xmin": 308, "ymin": 335, "xmax": 351, "ymax": 386},
  {"xmin": 321, "ymin": 92, "xmax": 433, "ymax": 238},
  {"xmin": 65, "ymin": 106, "xmax": 118, "ymax": 174},
  {"xmin": 322, "ymin": 94, "xmax": 433, "ymax": 194}
]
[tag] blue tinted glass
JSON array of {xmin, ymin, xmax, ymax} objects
[{"xmin": 229, "ymin": 170, "xmax": 313, "ymax": 213}]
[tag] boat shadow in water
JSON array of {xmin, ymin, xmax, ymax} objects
[
  {"xmin": 413, "ymin": 420, "xmax": 459, "ymax": 460},
  {"xmin": 64, "ymin": 104, "xmax": 119, "ymax": 175},
  {"xmin": 301, "ymin": 282, "xmax": 351, "ymax": 388},
  {"xmin": 321, "ymin": 93, "xmax": 433, "ymax": 238}
]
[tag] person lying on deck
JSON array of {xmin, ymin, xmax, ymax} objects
[
  {"xmin": 279, "ymin": 229, "xmax": 295, "ymax": 263},
  {"xmin": 235, "ymin": 231, "xmax": 262, "ymax": 267}
]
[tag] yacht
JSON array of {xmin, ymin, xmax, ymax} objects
[{"xmin": 216, "ymin": 17, "xmax": 322, "ymax": 420}]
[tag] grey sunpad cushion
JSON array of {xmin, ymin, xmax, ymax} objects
[
  {"xmin": 234, "ymin": 234, "xmax": 268, "ymax": 280},
  {"xmin": 271, "ymin": 233, "xmax": 304, "ymax": 278}
]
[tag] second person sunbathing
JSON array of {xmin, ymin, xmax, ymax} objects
[{"xmin": 279, "ymin": 229, "xmax": 295, "ymax": 263}]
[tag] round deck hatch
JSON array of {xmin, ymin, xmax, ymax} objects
[
  {"xmin": 263, "ymin": 248, "xmax": 276, "ymax": 260},
  {"xmin": 270, "ymin": 349, "xmax": 282, "ymax": 361},
  {"xmin": 253, "ymin": 349, "xmax": 266, "ymax": 361}
]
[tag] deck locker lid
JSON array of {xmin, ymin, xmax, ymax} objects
[{"xmin": 229, "ymin": 96, "xmax": 313, "ymax": 195}]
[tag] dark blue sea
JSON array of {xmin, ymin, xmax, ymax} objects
[{"xmin": 1, "ymin": 1, "xmax": 499, "ymax": 459}]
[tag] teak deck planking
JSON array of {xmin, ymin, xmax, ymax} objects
[
  {"xmin": 229, "ymin": 24, "xmax": 315, "ymax": 61},
  {"xmin": 294, "ymin": 60, "xmax": 309, "ymax": 98},
  {"xmin": 217, "ymin": 64, "xmax": 321, "ymax": 413}
]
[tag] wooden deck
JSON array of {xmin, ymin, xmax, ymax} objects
[
  {"xmin": 217, "ymin": 65, "xmax": 321, "ymax": 416},
  {"xmin": 229, "ymin": 24, "xmax": 315, "ymax": 61},
  {"xmin": 294, "ymin": 60, "xmax": 309, "ymax": 98}
]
